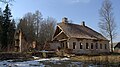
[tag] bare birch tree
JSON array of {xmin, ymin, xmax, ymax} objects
[{"xmin": 99, "ymin": 0, "xmax": 117, "ymax": 52}]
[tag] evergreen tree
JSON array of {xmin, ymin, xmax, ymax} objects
[
  {"xmin": 0, "ymin": 8, "xmax": 2, "ymax": 15},
  {"xmin": 0, "ymin": 9, "xmax": 3, "ymax": 50},
  {"xmin": 8, "ymin": 19, "xmax": 16, "ymax": 50},
  {"xmin": 1, "ymin": 4, "xmax": 12, "ymax": 51}
]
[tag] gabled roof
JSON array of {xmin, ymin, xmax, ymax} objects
[
  {"xmin": 114, "ymin": 42, "xmax": 120, "ymax": 48},
  {"xmin": 53, "ymin": 22, "xmax": 108, "ymax": 41}
]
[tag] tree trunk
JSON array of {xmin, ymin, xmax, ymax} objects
[{"xmin": 110, "ymin": 34, "xmax": 113, "ymax": 52}]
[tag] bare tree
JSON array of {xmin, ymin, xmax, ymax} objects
[
  {"xmin": 99, "ymin": 0, "xmax": 116, "ymax": 52},
  {"xmin": 18, "ymin": 12, "xmax": 37, "ymax": 43},
  {"xmin": 38, "ymin": 17, "xmax": 56, "ymax": 45},
  {"xmin": 0, "ymin": 0, "xmax": 13, "ymax": 3},
  {"xmin": 33, "ymin": 10, "xmax": 43, "ymax": 41},
  {"xmin": 17, "ymin": 11, "xmax": 57, "ymax": 50}
]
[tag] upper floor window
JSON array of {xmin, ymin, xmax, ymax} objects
[
  {"xmin": 80, "ymin": 43, "xmax": 82, "ymax": 49},
  {"xmin": 86, "ymin": 43, "xmax": 89, "ymax": 49},
  {"xmin": 73, "ymin": 42, "xmax": 76, "ymax": 49},
  {"xmin": 91, "ymin": 43, "xmax": 93, "ymax": 49}
]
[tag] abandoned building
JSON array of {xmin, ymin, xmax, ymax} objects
[
  {"xmin": 14, "ymin": 29, "xmax": 28, "ymax": 52},
  {"xmin": 14, "ymin": 29, "xmax": 36, "ymax": 52},
  {"xmin": 114, "ymin": 42, "xmax": 120, "ymax": 53},
  {"xmin": 52, "ymin": 17, "xmax": 110, "ymax": 54}
]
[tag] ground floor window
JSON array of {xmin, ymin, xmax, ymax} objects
[
  {"xmin": 96, "ymin": 43, "xmax": 98, "ymax": 49},
  {"xmin": 91, "ymin": 43, "xmax": 93, "ymax": 49},
  {"xmin": 86, "ymin": 43, "xmax": 89, "ymax": 49},
  {"xmin": 105, "ymin": 44, "xmax": 107, "ymax": 49},
  {"xmin": 100, "ymin": 44, "xmax": 102, "ymax": 49},
  {"xmin": 66, "ymin": 42, "xmax": 68, "ymax": 48},
  {"xmin": 73, "ymin": 42, "xmax": 76, "ymax": 49},
  {"xmin": 80, "ymin": 43, "xmax": 82, "ymax": 49}
]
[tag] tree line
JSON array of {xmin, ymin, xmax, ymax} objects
[{"xmin": 0, "ymin": 4, "xmax": 56, "ymax": 51}]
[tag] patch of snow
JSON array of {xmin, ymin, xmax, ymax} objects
[
  {"xmin": 39, "ymin": 50, "xmax": 55, "ymax": 53},
  {"xmin": 35, "ymin": 57, "xmax": 70, "ymax": 62},
  {"xmin": 61, "ymin": 58, "xmax": 70, "ymax": 60},
  {"xmin": 32, "ymin": 56, "xmax": 40, "ymax": 59},
  {"xmin": 35, "ymin": 58, "xmax": 50, "ymax": 61}
]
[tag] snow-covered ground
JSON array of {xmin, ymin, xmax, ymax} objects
[
  {"xmin": 0, "ymin": 57, "xmax": 119, "ymax": 67},
  {"xmin": 0, "ymin": 57, "xmax": 70, "ymax": 67}
]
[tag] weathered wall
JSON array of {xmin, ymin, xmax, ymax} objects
[
  {"xmin": 67, "ymin": 38, "xmax": 110, "ymax": 54},
  {"xmin": 49, "ymin": 42, "xmax": 60, "ymax": 50}
]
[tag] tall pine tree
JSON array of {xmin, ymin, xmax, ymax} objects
[
  {"xmin": 1, "ymin": 4, "xmax": 13, "ymax": 51},
  {"xmin": 0, "ymin": 8, "xmax": 3, "ymax": 50}
]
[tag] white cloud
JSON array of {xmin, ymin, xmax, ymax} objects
[{"xmin": 71, "ymin": 0, "xmax": 91, "ymax": 3}]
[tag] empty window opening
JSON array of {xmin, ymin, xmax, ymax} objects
[
  {"xmin": 66, "ymin": 42, "xmax": 68, "ymax": 48},
  {"xmin": 86, "ymin": 43, "xmax": 89, "ymax": 49},
  {"xmin": 73, "ymin": 42, "xmax": 76, "ymax": 49},
  {"xmin": 96, "ymin": 43, "xmax": 98, "ymax": 49},
  {"xmin": 100, "ymin": 44, "xmax": 102, "ymax": 49},
  {"xmin": 91, "ymin": 43, "xmax": 93, "ymax": 49},
  {"xmin": 105, "ymin": 44, "xmax": 107, "ymax": 49},
  {"xmin": 80, "ymin": 43, "xmax": 82, "ymax": 49}
]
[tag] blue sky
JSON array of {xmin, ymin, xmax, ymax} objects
[{"xmin": 0, "ymin": 0, "xmax": 120, "ymax": 42}]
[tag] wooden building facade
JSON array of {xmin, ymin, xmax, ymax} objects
[{"xmin": 52, "ymin": 18, "xmax": 110, "ymax": 54}]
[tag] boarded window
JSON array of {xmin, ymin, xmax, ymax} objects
[
  {"xmin": 86, "ymin": 43, "xmax": 89, "ymax": 49},
  {"xmin": 80, "ymin": 43, "xmax": 82, "ymax": 49},
  {"xmin": 100, "ymin": 44, "xmax": 102, "ymax": 49},
  {"xmin": 73, "ymin": 42, "xmax": 76, "ymax": 49},
  {"xmin": 105, "ymin": 44, "xmax": 107, "ymax": 49},
  {"xmin": 91, "ymin": 43, "xmax": 93, "ymax": 49},
  {"xmin": 96, "ymin": 43, "xmax": 98, "ymax": 49}
]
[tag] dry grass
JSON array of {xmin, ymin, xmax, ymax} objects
[{"xmin": 71, "ymin": 55, "xmax": 120, "ymax": 63}]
